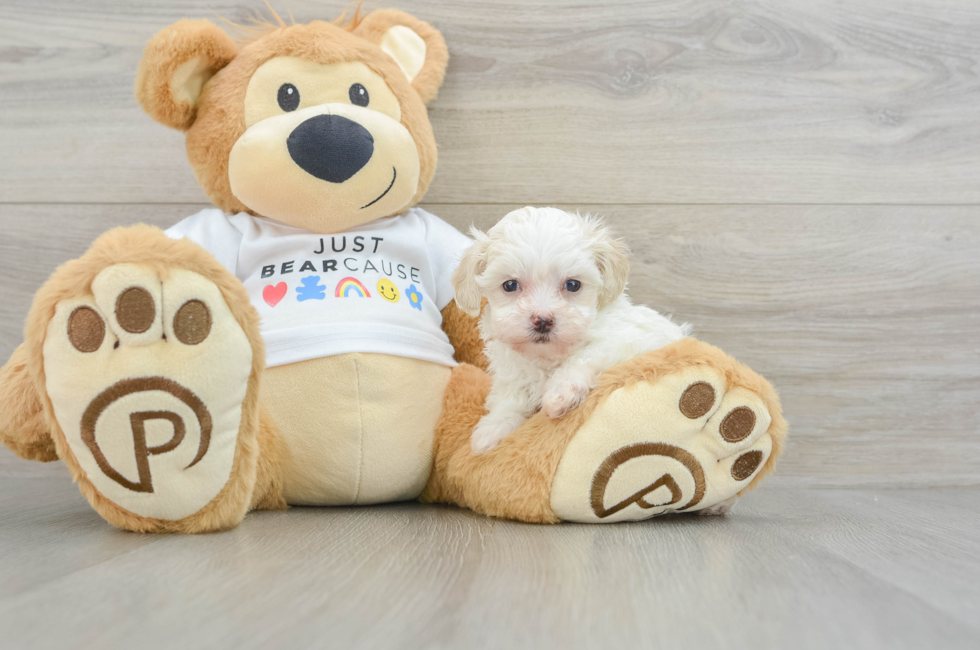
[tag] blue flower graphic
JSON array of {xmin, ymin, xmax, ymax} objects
[{"xmin": 406, "ymin": 284, "xmax": 424, "ymax": 311}]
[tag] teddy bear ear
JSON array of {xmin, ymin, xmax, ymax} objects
[
  {"xmin": 354, "ymin": 9, "xmax": 449, "ymax": 105},
  {"xmin": 134, "ymin": 19, "xmax": 238, "ymax": 131}
]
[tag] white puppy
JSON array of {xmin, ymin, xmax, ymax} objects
[{"xmin": 453, "ymin": 206, "xmax": 691, "ymax": 454}]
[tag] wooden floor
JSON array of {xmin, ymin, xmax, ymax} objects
[
  {"xmin": 1, "ymin": 477, "xmax": 977, "ymax": 649},
  {"xmin": 2, "ymin": 1, "xmax": 980, "ymax": 648}
]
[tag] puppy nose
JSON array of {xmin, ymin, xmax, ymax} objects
[
  {"xmin": 532, "ymin": 316, "xmax": 554, "ymax": 334},
  {"xmin": 287, "ymin": 114, "xmax": 374, "ymax": 183}
]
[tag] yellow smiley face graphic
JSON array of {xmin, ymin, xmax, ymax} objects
[{"xmin": 377, "ymin": 278, "xmax": 400, "ymax": 303}]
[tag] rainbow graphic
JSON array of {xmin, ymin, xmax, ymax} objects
[{"xmin": 335, "ymin": 277, "xmax": 371, "ymax": 298}]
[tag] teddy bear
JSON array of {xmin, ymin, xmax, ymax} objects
[{"xmin": 0, "ymin": 8, "xmax": 787, "ymax": 533}]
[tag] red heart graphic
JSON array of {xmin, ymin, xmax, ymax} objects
[{"xmin": 263, "ymin": 282, "xmax": 287, "ymax": 307}]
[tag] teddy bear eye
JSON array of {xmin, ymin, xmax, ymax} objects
[
  {"xmin": 503, "ymin": 280, "xmax": 519, "ymax": 292},
  {"xmin": 565, "ymin": 279, "xmax": 582, "ymax": 292},
  {"xmin": 349, "ymin": 83, "xmax": 370, "ymax": 107},
  {"xmin": 278, "ymin": 83, "xmax": 300, "ymax": 112}
]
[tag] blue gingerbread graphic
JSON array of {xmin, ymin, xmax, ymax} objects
[
  {"xmin": 406, "ymin": 284, "xmax": 424, "ymax": 311},
  {"xmin": 296, "ymin": 276, "xmax": 326, "ymax": 301}
]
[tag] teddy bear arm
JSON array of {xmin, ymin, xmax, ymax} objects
[
  {"xmin": 0, "ymin": 343, "xmax": 58, "ymax": 462},
  {"xmin": 440, "ymin": 300, "xmax": 488, "ymax": 371}
]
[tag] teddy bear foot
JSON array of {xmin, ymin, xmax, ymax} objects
[
  {"xmin": 550, "ymin": 358, "xmax": 778, "ymax": 523},
  {"xmin": 42, "ymin": 260, "xmax": 256, "ymax": 532},
  {"xmin": 424, "ymin": 339, "xmax": 785, "ymax": 525}
]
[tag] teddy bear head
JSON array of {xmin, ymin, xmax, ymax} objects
[{"xmin": 135, "ymin": 8, "xmax": 447, "ymax": 234}]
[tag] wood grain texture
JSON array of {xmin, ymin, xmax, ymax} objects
[
  {"xmin": 1, "ymin": 0, "xmax": 980, "ymax": 204},
  {"xmin": 2, "ymin": 203, "xmax": 978, "ymax": 485},
  {"xmin": 1, "ymin": 1, "xmax": 979, "ymax": 484},
  {"xmin": 2, "ymin": 3, "xmax": 978, "ymax": 645},
  {"xmin": 0, "ymin": 478, "xmax": 978, "ymax": 649}
]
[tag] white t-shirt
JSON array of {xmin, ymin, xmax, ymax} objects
[{"xmin": 165, "ymin": 207, "xmax": 471, "ymax": 368}]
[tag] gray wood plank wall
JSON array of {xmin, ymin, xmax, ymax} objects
[{"xmin": 1, "ymin": 0, "xmax": 978, "ymax": 485}]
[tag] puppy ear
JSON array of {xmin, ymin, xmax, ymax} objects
[
  {"xmin": 135, "ymin": 19, "xmax": 238, "ymax": 131},
  {"xmin": 354, "ymin": 9, "xmax": 449, "ymax": 104},
  {"xmin": 451, "ymin": 229, "xmax": 491, "ymax": 317},
  {"xmin": 592, "ymin": 229, "xmax": 631, "ymax": 309}
]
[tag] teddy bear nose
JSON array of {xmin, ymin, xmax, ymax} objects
[{"xmin": 287, "ymin": 114, "xmax": 374, "ymax": 183}]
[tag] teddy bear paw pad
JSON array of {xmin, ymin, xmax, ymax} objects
[
  {"xmin": 42, "ymin": 264, "xmax": 253, "ymax": 521},
  {"xmin": 550, "ymin": 366, "xmax": 772, "ymax": 523}
]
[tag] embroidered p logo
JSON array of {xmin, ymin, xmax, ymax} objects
[
  {"xmin": 589, "ymin": 443, "xmax": 706, "ymax": 518},
  {"xmin": 80, "ymin": 377, "xmax": 212, "ymax": 493}
]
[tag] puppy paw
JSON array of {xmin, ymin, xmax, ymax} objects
[
  {"xmin": 471, "ymin": 417, "xmax": 516, "ymax": 455},
  {"xmin": 542, "ymin": 379, "xmax": 591, "ymax": 419}
]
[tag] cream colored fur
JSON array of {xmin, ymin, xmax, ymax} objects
[
  {"xmin": 262, "ymin": 353, "xmax": 451, "ymax": 505},
  {"xmin": 6, "ymin": 226, "xmax": 267, "ymax": 533},
  {"xmin": 550, "ymin": 367, "xmax": 773, "ymax": 522},
  {"xmin": 42, "ymin": 266, "xmax": 253, "ymax": 521}
]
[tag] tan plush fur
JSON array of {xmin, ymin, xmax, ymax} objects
[
  {"xmin": 423, "ymin": 338, "xmax": 787, "ymax": 523},
  {"xmin": 20, "ymin": 226, "xmax": 269, "ymax": 533},
  {"xmin": 134, "ymin": 19, "xmax": 239, "ymax": 131},
  {"xmin": 353, "ymin": 9, "xmax": 449, "ymax": 105},
  {"xmin": 440, "ymin": 301, "xmax": 488, "ymax": 371},
  {"xmin": 136, "ymin": 14, "xmax": 445, "ymax": 220},
  {"xmin": 250, "ymin": 405, "xmax": 288, "ymax": 511},
  {"xmin": 0, "ymin": 344, "xmax": 57, "ymax": 462}
]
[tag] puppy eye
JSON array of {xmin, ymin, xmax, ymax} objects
[
  {"xmin": 349, "ymin": 83, "xmax": 370, "ymax": 107},
  {"xmin": 502, "ymin": 280, "xmax": 519, "ymax": 292},
  {"xmin": 278, "ymin": 83, "xmax": 300, "ymax": 112},
  {"xmin": 565, "ymin": 279, "xmax": 582, "ymax": 292}
]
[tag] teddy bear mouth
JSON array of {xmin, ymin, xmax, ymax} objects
[{"xmin": 360, "ymin": 166, "xmax": 398, "ymax": 209}]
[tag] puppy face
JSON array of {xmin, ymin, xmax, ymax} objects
[{"xmin": 453, "ymin": 207, "xmax": 630, "ymax": 360}]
